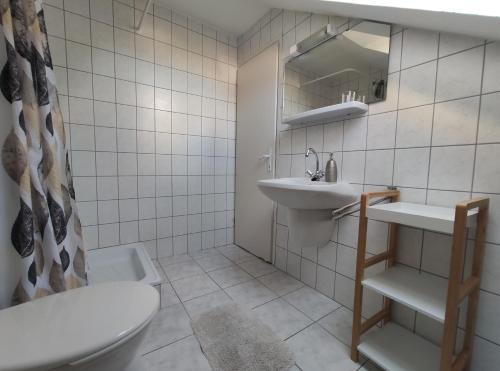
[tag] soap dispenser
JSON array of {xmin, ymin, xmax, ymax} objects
[{"xmin": 325, "ymin": 153, "xmax": 337, "ymax": 183}]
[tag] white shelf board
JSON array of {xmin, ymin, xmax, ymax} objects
[
  {"xmin": 358, "ymin": 322, "xmax": 440, "ymax": 371},
  {"xmin": 366, "ymin": 202, "xmax": 477, "ymax": 234},
  {"xmin": 362, "ymin": 266, "xmax": 448, "ymax": 322},
  {"xmin": 283, "ymin": 101, "xmax": 368, "ymax": 125}
]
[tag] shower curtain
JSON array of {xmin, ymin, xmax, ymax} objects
[{"xmin": 0, "ymin": 0, "xmax": 86, "ymax": 305}]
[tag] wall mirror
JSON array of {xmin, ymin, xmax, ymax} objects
[{"xmin": 283, "ymin": 21, "xmax": 391, "ymax": 122}]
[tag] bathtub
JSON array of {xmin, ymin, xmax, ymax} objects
[{"xmin": 87, "ymin": 243, "xmax": 161, "ymax": 286}]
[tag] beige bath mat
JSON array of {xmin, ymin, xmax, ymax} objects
[{"xmin": 192, "ymin": 303, "xmax": 295, "ymax": 371}]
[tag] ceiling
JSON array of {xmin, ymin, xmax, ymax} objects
[
  {"xmin": 157, "ymin": 0, "xmax": 271, "ymax": 35},
  {"xmin": 158, "ymin": 0, "xmax": 500, "ymax": 42},
  {"xmin": 264, "ymin": 0, "xmax": 500, "ymax": 41}
]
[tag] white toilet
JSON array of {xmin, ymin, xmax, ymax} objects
[{"xmin": 0, "ymin": 281, "xmax": 159, "ymax": 371}]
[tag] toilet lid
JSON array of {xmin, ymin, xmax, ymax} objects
[{"xmin": 0, "ymin": 281, "xmax": 159, "ymax": 371}]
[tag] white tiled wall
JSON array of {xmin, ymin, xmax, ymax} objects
[
  {"xmin": 238, "ymin": 9, "xmax": 500, "ymax": 369},
  {"xmin": 43, "ymin": 0, "xmax": 237, "ymax": 258}
]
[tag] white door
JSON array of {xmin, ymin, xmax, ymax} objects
[{"xmin": 235, "ymin": 43, "xmax": 279, "ymax": 262}]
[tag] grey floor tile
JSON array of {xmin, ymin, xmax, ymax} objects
[
  {"xmin": 358, "ymin": 361, "xmax": 383, "ymax": 370},
  {"xmin": 239, "ymin": 258, "xmax": 277, "ymax": 277},
  {"xmin": 142, "ymin": 335, "xmax": 212, "ymax": 371},
  {"xmin": 286, "ymin": 324, "xmax": 360, "ymax": 371},
  {"xmin": 208, "ymin": 265, "xmax": 253, "ymax": 288},
  {"xmin": 184, "ymin": 290, "xmax": 234, "ymax": 321},
  {"xmin": 140, "ymin": 303, "xmax": 193, "ymax": 355},
  {"xmin": 158, "ymin": 254, "xmax": 193, "ymax": 268},
  {"xmin": 224, "ymin": 279, "xmax": 277, "ymax": 308},
  {"xmin": 189, "ymin": 247, "xmax": 220, "ymax": 257},
  {"xmin": 163, "ymin": 260, "xmax": 205, "ymax": 281},
  {"xmin": 217, "ymin": 245, "xmax": 255, "ymax": 263},
  {"xmin": 258, "ymin": 270, "xmax": 304, "ymax": 296},
  {"xmin": 318, "ymin": 306, "xmax": 354, "ymax": 346},
  {"xmin": 171, "ymin": 273, "xmax": 220, "ymax": 302},
  {"xmin": 252, "ymin": 298, "xmax": 312, "ymax": 340},
  {"xmin": 161, "ymin": 282, "xmax": 181, "ymax": 308},
  {"xmin": 194, "ymin": 253, "xmax": 233, "ymax": 272},
  {"xmin": 283, "ymin": 286, "xmax": 341, "ymax": 320}
]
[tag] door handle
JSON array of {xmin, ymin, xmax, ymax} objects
[{"xmin": 259, "ymin": 153, "xmax": 272, "ymax": 173}]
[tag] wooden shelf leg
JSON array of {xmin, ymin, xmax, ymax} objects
[
  {"xmin": 351, "ymin": 194, "xmax": 369, "ymax": 362},
  {"xmin": 440, "ymin": 205, "xmax": 468, "ymax": 371},
  {"xmin": 461, "ymin": 201, "xmax": 488, "ymax": 371}
]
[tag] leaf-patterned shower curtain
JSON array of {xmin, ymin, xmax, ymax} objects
[{"xmin": 0, "ymin": 0, "xmax": 86, "ymax": 305}]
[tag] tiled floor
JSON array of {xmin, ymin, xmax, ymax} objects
[{"xmin": 139, "ymin": 244, "xmax": 380, "ymax": 371}]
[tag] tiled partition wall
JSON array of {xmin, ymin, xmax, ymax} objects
[
  {"xmin": 238, "ymin": 9, "xmax": 500, "ymax": 369},
  {"xmin": 43, "ymin": 0, "xmax": 237, "ymax": 258}
]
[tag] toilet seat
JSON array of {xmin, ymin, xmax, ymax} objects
[{"xmin": 0, "ymin": 281, "xmax": 159, "ymax": 371}]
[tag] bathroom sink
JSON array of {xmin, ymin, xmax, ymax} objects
[{"xmin": 257, "ymin": 177, "xmax": 356, "ymax": 209}]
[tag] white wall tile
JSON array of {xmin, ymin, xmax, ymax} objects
[
  {"xmin": 432, "ymin": 96, "xmax": 480, "ymax": 145},
  {"xmin": 72, "ymin": 151, "xmax": 96, "ymax": 176},
  {"xmin": 70, "ymin": 125, "xmax": 94, "ymax": 150},
  {"xmin": 96, "ymin": 177, "xmax": 118, "ymax": 201},
  {"xmin": 69, "ymin": 97, "xmax": 93, "ymax": 125},
  {"xmin": 428, "ymin": 145, "xmax": 475, "ymax": 191},
  {"xmin": 95, "ymin": 152, "xmax": 117, "ymax": 176},
  {"xmin": 116, "ymin": 104, "xmax": 136, "ymax": 129},
  {"xmin": 341, "ymin": 151, "xmax": 365, "ymax": 183},
  {"xmin": 482, "ymin": 42, "xmax": 500, "ymax": 94},
  {"xmin": 92, "ymin": 48, "xmax": 115, "ymax": 77},
  {"xmin": 67, "ymin": 41, "xmax": 92, "ymax": 72},
  {"xmin": 388, "ymin": 31, "xmax": 402, "ymax": 73},
  {"xmin": 95, "ymin": 127, "xmax": 117, "ymax": 151},
  {"xmin": 136, "ymin": 60, "xmax": 155, "ymax": 85},
  {"xmin": 114, "ymin": 28, "xmax": 135, "ymax": 57},
  {"xmin": 45, "ymin": 5, "xmax": 65, "ymax": 38},
  {"xmin": 436, "ymin": 46, "xmax": 484, "ymax": 101},
  {"xmin": 393, "ymin": 148, "xmax": 430, "ymax": 188},
  {"xmin": 478, "ymin": 92, "xmax": 500, "ymax": 144},
  {"xmin": 98, "ymin": 200, "xmax": 119, "ymax": 224},
  {"xmin": 399, "ymin": 61, "xmax": 436, "ymax": 109},
  {"xmin": 68, "ymin": 69, "xmax": 93, "ymax": 99},
  {"xmin": 65, "ymin": 12, "xmax": 90, "ymax": 45},
  {"xmin": 475, "ymin": 291, "xmax": 500, "ymax": 345},
  {"xmin": 367, "ymin": 112, "xmax": 397, "ymax": 149},
  {"xmin": 91, "ymin": 21, "xmax": 114, "ymax": 51},
  {"xmin": 99, "ymin": 223, "xmax": 119, "ymax": 247},
  {"xmin": 396, "ymin": 105, "xmax": 433, "ymax": 148},
  {"xmin": 473, "ymin": 144, "xmax": 500, "ymax": 193},
  {"xmin": 48, "ymin": 36, "xmax": 66, "ymax": 67},
  {"xmin": 119, "ymin": 176, "xmax": 138, "ymax": 198},
  {"xmin": 401, "ymin": 28, "xmax": 439, "ymax": 69},
  {"xmin": 439, "ymin": 33, "xmax": 484, "ymax": 58},
  {"xmin": 90, "ymin": 0, "xmax": 113, "ymax": 25},
  {"xmin": 93, "ymin": 74, "xmax": 116, "ymax": 102},
  {"xmin": 364, "ymin": 149, "xmax": 394, "ymax": 185},
  {"xmin": 117, "ymin": 129, "xmax": 137, "ymax": 152}
]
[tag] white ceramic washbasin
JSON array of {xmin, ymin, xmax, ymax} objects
[{"xmin": 257, "ymin": 177, "xmax": 357, "ymax": 209}]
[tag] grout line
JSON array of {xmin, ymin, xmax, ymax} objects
[
  {"xmin": 140, "ymin": 333, "xmax": 193, "ymax": 357},
  {"xmin": 470, "ymin": 41, "xmax": 488, "ymax": 199}
]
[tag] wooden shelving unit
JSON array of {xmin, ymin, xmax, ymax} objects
[{"xmin": 350, "ymin": 190, "xmax": 489, "ymax": 371}]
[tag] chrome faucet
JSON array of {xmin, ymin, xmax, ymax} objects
[{"xmin": 305, "ymin": 147, "xmax": 324, "ymax": 181}]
